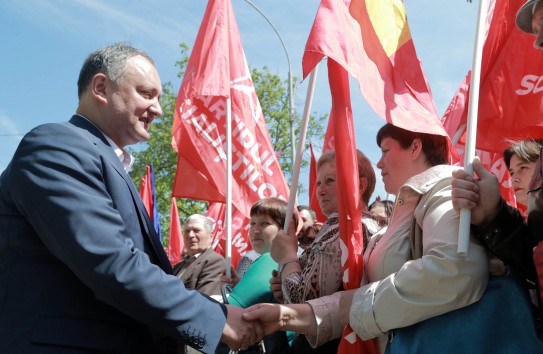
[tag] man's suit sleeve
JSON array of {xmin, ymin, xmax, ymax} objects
[{"xmin": 5, "ymin": 124, "xmax": 226, "ymax": 353}]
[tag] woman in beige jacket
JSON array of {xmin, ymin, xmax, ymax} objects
[{"xmin": 243, "ymin": 124, "xmax": 489, "ymax": 353}]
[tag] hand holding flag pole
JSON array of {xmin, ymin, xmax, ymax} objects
[
  {"xmin": 283, "ymin": 67, "xmax": 319, "ymax": 232},
  {"xmin": 458, "ymin": 0, "xmax": 489, "ymax": 255}
]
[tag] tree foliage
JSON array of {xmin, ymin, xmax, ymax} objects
[{"xmin": 129, "ymin": 43, "xmax": 327, "ymax": 238}]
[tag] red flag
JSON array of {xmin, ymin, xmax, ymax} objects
[
  {"xmin": 140, "ymin": 165, "xmax": 153, "ymax": 219},
  {"xmin": 443, "ymin": 74, "xmax": 518, "ymax": 210},
  {"xmin": 166, "ymin": 197, "xmax": 184, "ymax": 265},
  {"xmin": 206, "ymin": 202, "xmax": 250, "ymax": 269},
  {"xmin": 309, "ymin": 142, "xmax": 327, "ymax": 223},
  {"xmin": 302, "ymin": 0, "xmax": 445, "ymax": 351},
  {"xmin": 171, "ymin": 0, "xmax": 289, "ymax": 258},
  {"xmin": 303, "ymin": 0, "xmax": 446, "ymax": 138},
  {"xmin": 171, "ymin": 0, "xmax": 289, "ymax": 264},
  {"xmin": 443, "ymin": 0, "xmax": 543, "ymax": 154},
  {"xmin": 139, "ymin": 164, "xmax": 162, "ymax": 239},
  {"xmin": 330, "ymin": 59, "xmax": 376, "ymax": 354}
]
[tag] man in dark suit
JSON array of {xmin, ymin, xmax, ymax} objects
[
  {"xmin": 174, "ymin": 214, "xmax": 224, "ymax": 296},
  {"xmin": 0, "ymin": 43, "xmax": 259, "ymax": 353}
]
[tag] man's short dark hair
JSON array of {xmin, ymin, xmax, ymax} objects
[
  {"xmin": 297, "ymin": 205, "xmax": 316, "ymax": 221},
  {"xmin": 77, "ymin": 43, "xmax": 155, "ymax": 99}
]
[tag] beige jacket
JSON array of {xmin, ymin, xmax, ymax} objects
[{"xmin": 307, "ymin": 165, "xmax": 489, "ymax": 353}]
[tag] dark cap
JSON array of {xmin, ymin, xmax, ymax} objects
[{"xmin": 516, "ymin": 0, "xmax": 540, "ymax": 34}]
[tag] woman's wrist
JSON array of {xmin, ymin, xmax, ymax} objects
[
  {"xmin": 282, "ymin": 303, "xmax": 317, "ymax": 335},
  {"xmin": 278, "ymin": 253, "xmax": 298, "ymax": 266},
  {"xmin": 279, "ymin": 258, "xmax": 299, "ymax": 277}
]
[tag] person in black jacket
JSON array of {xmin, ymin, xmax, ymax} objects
[{"xmin": 451, "ymin": 0, "xmax": 543, "ymax": 285}]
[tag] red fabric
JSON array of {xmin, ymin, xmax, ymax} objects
[
  {"xmin": 309, "ymin": 142, "xmax": 327, "ymax": 223},
  {"xmin": 171, "ymin": 0, "xmax": 289, "ymax": 214},
  {"xmin": 303, "ymin": 0, "xmax": 444, "ymax": 351},
  {"xmin": 171, "ymin": 0, "xmax": 289, "ymax": 263},
  {"xmin": 442, "ymin": 0, "xmax": 543, "ymax": 154},
  {"xmin": 445, "ymin": 90, "xmax": 519, "ymax": 210},
  {"xmin": 303, "ymin": 0, "xmax": 447, "ymax": 138},
  {"xmin": 329, "ymin": 59, "xmax": 376, "ymax": 354},
  {"xmin": 139, "ymin": 165, "xmax": 153, "ymax": 219},
  {"xmin": 167, "ymin": 197, "xmax": 184, "ymax": 265},
  {"xmin": 205, "ymin": 202, "xmax": 248, "ymax": 269}
]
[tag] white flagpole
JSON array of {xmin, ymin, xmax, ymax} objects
[
  {"xmin": 458, "ymin": 0, "xmax": 489, "ymax": 255},
  {"xmin": 451, "ymin": 124, "xmax": 466, "ymax": 146},
  {"xmin": 284, "ymin": 66, "xmax": 319, "ymax": 232},
  {"xmin": 225, "ymin": 97, "xmax": 233, "ymax": 277}
]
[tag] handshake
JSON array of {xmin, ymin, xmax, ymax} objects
[{"xmin": 220, "ymin": 303, "xmax": 307, "ymax": 352}]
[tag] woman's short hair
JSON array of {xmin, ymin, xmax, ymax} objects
[
  {"xmin": 250, "ymin": 197, "xmax": 298, "ymax": 230},
  {"xmin": 376, "ymin": 123, "xmax": 448, "ymax": 166},
  {"xmin": 503, "ymin": 139, "xmax": 543, "ymax": 168},
  {"xmin": 316, "ymin": 149, "xmax": 376, "ymax": 205}
]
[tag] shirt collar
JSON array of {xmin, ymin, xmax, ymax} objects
[
  {"xmin": 103, "ymin": 135, "xmax": 135, "ymax": 173},
  {"xmin": 400, "ymin": 164, "xmax": 458, "ymax": 195},
  {"xmin": 74, "ymin": 115, "xmax": 135, "ymax": 173}
]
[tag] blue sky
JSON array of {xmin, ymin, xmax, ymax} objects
[{"xmin": 0, "ymin": 0, "xmax": 477, "ymax": 204}]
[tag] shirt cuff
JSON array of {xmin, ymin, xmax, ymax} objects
[
  {"xmin": 305, "ymin": 292, "xmax": 343, "ymax": 347},
  {"xmin": 349, "ymin": 282, "xmax": 383, "ymax": 340}
]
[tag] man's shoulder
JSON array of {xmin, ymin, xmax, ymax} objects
[
  {"xmin": 202, "ymin": 248, "xmax": 225, "ymax": 263},
  {"xmin": 23, "ymin": 120, "xmax": 93, "ymax": 147}
]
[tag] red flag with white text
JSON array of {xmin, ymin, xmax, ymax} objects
[
  {"xmin": 442, "ymin": 0, "xmax": 543, "ymax": 154},
  {"xmin": 206, "ymin": 202, "xmax": 250, "ymax": 268},
  {"xmin": 171, "ymin": 0, "xmax": 290, "ymax": 263},
  {"xmin": 443, "ymin": 74, "xmax": 518, "ymax": 211}
]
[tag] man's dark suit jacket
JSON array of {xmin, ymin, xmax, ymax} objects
[
  {"xmin": 0, "ymin": 115, "xmax": 227, "ymax": 354},
  {"xmin": 173, "ymin": 248, "xmax": 225, "ymax": 296}
]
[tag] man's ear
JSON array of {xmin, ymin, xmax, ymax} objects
[
  {"xmin": 411, "ymin": 138, "xmax": 423, "ymax": 160},
  {"xmin": 90, "ymin": 73, "xmax": 109, "ymax": 104}
]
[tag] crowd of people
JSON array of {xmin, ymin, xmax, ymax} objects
[{"xmin": 2, "ymin": 1, "xmax": 543, "ymax": 353}]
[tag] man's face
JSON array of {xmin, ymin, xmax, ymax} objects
[
  {"xmin": 532, "ymin": 1, "xmax": 543, "ymax": 50},
  {"xmin": 370, "ymin": 204, "xmax": 388, "ymax": 227},
  {"xmin": 183, "ymin": 219, "xmax": 212, "ymax": 256},
  {"xmin": 299, "ymin": 209, "xmax": 314, "ymax": 232},
  {"xmin": 105, "ymin": 55, "xmax": 163, "ymax": 148}
]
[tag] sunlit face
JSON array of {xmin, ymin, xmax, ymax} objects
[
  {"xmin": 105, "ymin": 55, "xmax": 163, "ymax": 147},
  {"xmin": 316, "ymin": 161, "xmax": 338, "ymax": 216},
  {"xmin": 532, "ymin": 1, "xmax": 543, "ymax": 50},
  {"xmin": 370, "ymin": 204, "xmax": 388, "ymax": 227},
  {"xmin": 299, "ymin": 209, "xmax": 314, "ymax": 232},
  {"xmin": 509, "ymin": 154, "xmax": 537, "ymax": 207},
  {"xmin": 183, "ymin": 219, "xmax": 212, "ymax": 257},
  {"xmin": 377, "ymin": 137, "xmax": 415, "ymax": 195},
  {"xmin": 249, "ymin": 214, "xmax": 280, "ymax": 255}
]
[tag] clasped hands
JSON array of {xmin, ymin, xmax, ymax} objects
[{"xmin": 221, "ymin": 303, "xmax": 292, "ymax": 351}]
